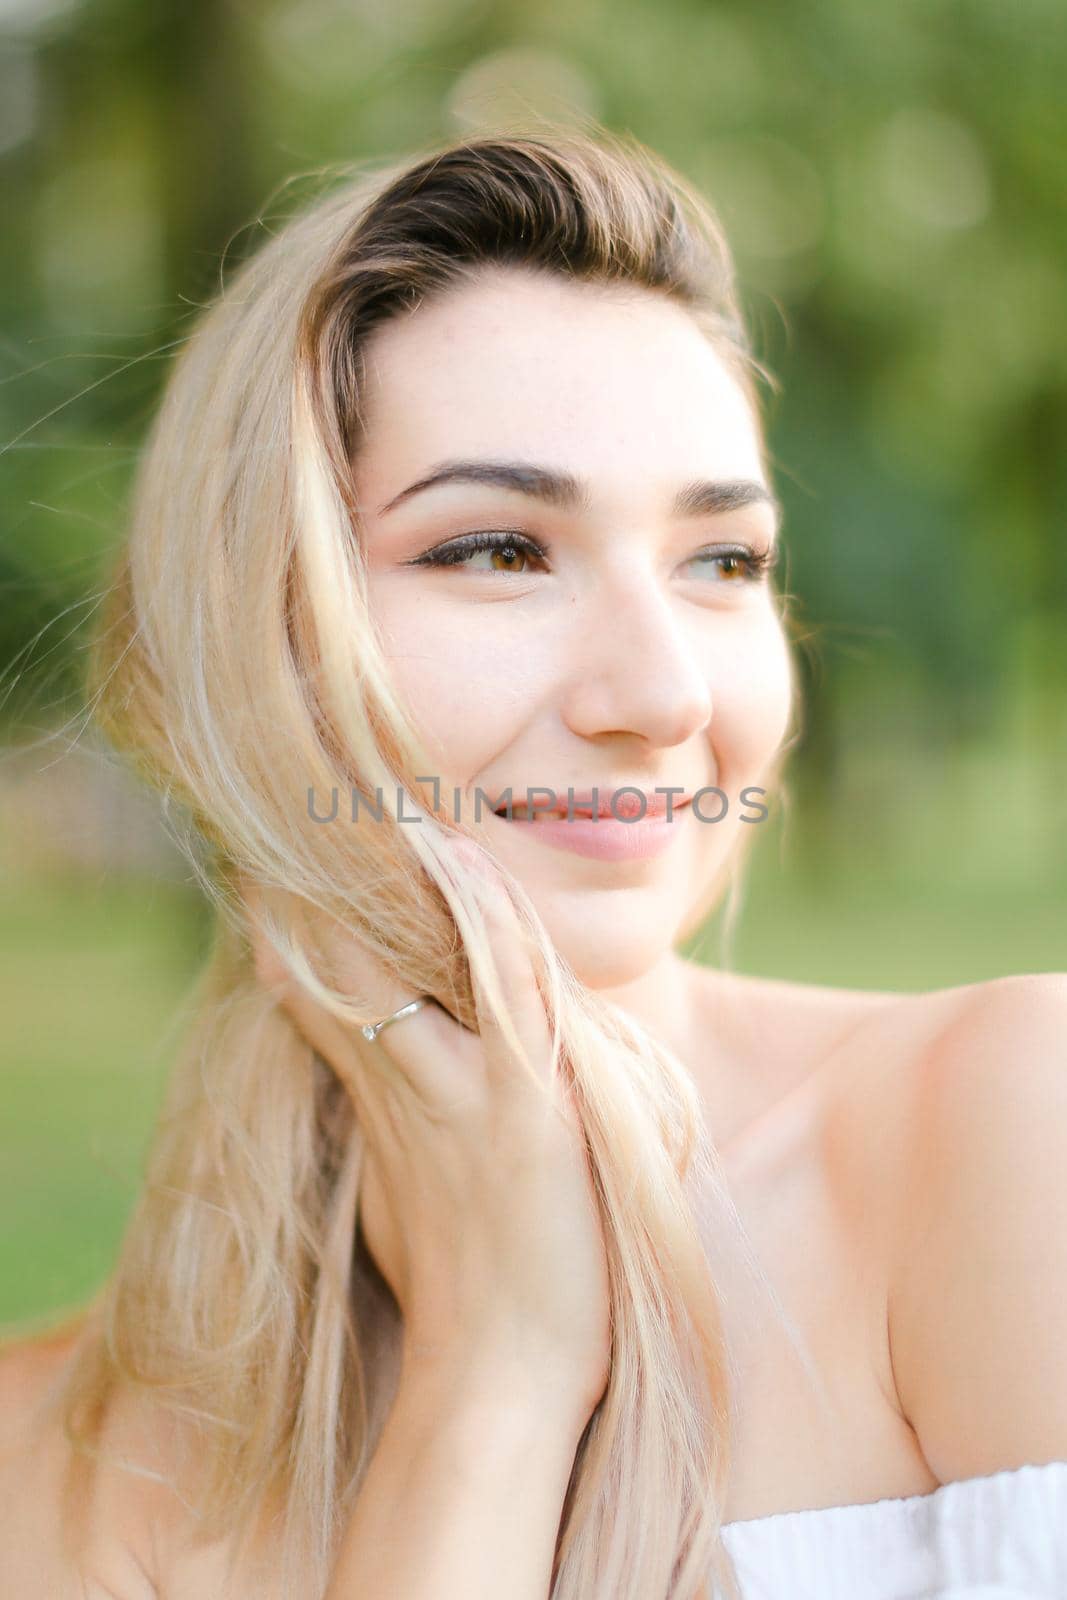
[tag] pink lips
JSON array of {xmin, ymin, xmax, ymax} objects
[{"xmin": 491, "ymin": 797, "xmax": 692, "ymax": 862}]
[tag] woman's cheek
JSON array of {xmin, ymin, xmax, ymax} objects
[
  {"xmin": 710, "ymin": 623, "xmax": 793, "ymax": 791},
  {"xmin": 377, "ymin": 607, "xmax": 539, "ymax": 787}
]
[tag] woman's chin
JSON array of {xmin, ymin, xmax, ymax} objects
[
  {"xmin": 569, "ymin": 952, "xmax": 667, "ymax": 990},
  {"xmin": 471, "ymin": 831, "xmax": 691, "ymax": 988}
]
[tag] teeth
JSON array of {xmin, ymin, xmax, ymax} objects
[{"xmin": 498, "ymin": 806, "xmax": 594, "ymax": 820}]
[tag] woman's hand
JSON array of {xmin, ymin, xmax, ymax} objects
[{"xmin": 242, "ymin": 844, "xmax": 612, "ymax": 1422}]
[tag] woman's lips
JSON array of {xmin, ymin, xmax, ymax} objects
[{"xmin": 489, "ymin": 800, "xmax": 692, "ymax": 862}]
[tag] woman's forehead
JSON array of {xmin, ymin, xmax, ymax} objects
[{"xmin": 355, "ymin": 272, "xmax": 764, "ymax": 499}]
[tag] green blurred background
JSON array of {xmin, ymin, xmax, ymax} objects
[{"xmin": 2, "ymin": 0, "xmax": 1065, "ymax": 1328}]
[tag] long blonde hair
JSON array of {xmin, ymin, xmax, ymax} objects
[{"xmin": 52, "ymin": 125, "xmax": 806, "ymax": 1599}]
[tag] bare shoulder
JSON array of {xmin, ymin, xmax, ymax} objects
[
  {"xmin": 856, "ymin": 971, "xmax": 1067, "ymax": 1481},
  {"xmin": 825, "ymin": 968, "xmax": 1067, "ymax": 1224},
  {"xmin": 813, "ymin": 971, "xmax": 1063, "ymax": 1230},
  {"xmin": 0, "ymin": 1311, "xmax": 269, "ymax": 1599},
  {"xmin": 0, "ymin": 1314, "xmax": 164, "ymax": 1598},
  {"xmin": 701, "ymin": 964, "xmax": 966, "ymax": 1166},
  {"xmin": 815, "ymin": 971, "xmax": 989, "ymax": 1151},
  {"xmin": 694, "ymin": 964, "xmax": 909, "ymax": 1134},
  {"xmin": 0, "ymin": 1314, "xmax": 84, "ymax": 1429}
]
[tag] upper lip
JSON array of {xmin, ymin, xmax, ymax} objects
[{"xmin": 490, "ymin": 787, "xmax": 696, "ymax": 819}]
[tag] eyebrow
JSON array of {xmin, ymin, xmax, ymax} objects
[{"xmin": 377, "ymin": 458, "xmax": 782, "ymax": 532}]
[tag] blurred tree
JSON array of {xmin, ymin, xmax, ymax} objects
[{"xmin": 1, "ymin": 0, "xmax": 1063, "ymax": 873}]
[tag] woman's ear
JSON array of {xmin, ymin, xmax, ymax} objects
[{"xmin": 237, "ymin": 874, "xmax": 290, "ymax": 996}]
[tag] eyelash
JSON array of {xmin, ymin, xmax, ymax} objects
[{"xmin": 406, "ymin": 529, "xmax": 778, "ymax": 584}]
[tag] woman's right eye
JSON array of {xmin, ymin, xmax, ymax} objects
[{"xmin": 406, "ymin": 529, "xmax": 550, "ymax": 575}]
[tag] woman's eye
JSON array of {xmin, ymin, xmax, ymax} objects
[
  {"xmin": 406, "ymin": 530, "xmax": 547, "ymax": 575},
  {"xmin": 685, "ymin": 545, "xmax": 778, "ymax": 584}
]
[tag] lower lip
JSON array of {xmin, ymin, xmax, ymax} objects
[{"xmin": 491, "ymin": 805, "xmax": 691, "ymax": 862}]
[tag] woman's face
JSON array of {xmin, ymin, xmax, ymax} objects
[{"xmin": 353, "ymin": 268, "xmax": 792, "ymax": 989}]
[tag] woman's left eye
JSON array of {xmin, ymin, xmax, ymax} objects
[{"xmin": 685, "ymin": 545, "xmax": 779, "ymax": 584}]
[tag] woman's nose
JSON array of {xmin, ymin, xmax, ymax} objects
[{"xmin": 559, "ymin": 573, "xmax": 713, "ymax": 748}]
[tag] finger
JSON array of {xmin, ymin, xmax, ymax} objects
[
  {"xmin": 298, "ymin": 906, "xmax": 471, "ymax": 1112},
  {"xmin": 240, "ymin": 875, "xmax": 445, "ymax": 1103},
  {"xmin": 322, "ymin": 834, "xmax": 553, "ymax": 1110},
  {"xmin": 444, "ymin": 836, "xmax": 558, "ymax": 1092}
]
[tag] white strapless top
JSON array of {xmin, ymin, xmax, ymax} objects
[{"xmin": 718, "ymin": 1460, "xmax": 1067, "ymax": 1599}]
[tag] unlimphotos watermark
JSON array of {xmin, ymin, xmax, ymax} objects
[{"xmin": 305, "ymin": 780, "xmax": 770, "ymax": 826}]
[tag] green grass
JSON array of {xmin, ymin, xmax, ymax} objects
[
  {"xmin": 2, "ymin": 844, "xmax": 1064, "ymax": 1328},
  {"xmin": 0, "ymin": 874, "xmax": 208, "ymax": 1331},
  {"xmin": 698, "ymin": 809, "xmax": 1067, "ymax": 989}
]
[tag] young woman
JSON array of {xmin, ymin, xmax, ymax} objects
[{"xmin": 2, "ymin": 127, "xmax": 1065, "ymax": 1600}]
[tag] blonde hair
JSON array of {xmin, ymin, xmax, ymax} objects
[{"xmin": 50, "ymin": 125, "xmax": 810, "ymax": 1599}]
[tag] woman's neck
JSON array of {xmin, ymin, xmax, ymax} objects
[{"xmin": 598, "ymin": 950, "xmax": 711, "ymax": 1072}]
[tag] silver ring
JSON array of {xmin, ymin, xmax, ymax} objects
[{"xmin": 360, "ymin": 996, "xmax": 430, "ymax": 1043}]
